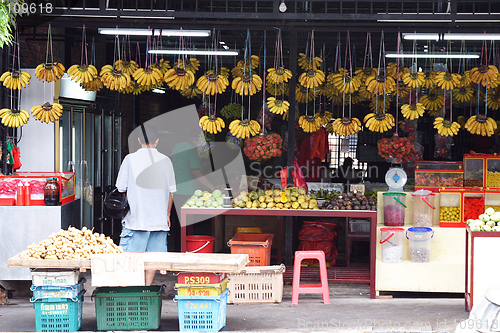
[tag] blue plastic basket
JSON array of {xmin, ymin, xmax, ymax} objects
[
  {"xmin": 31, "ymin": 279, "xmax": 85, "ymax": 299},
  {"xmin": 174, "ymin": 289, "xmax": 229, "ymax": 332},
  {"xmin": 32, "ymin": 290, "xmax": 84, "ymax": 332}
]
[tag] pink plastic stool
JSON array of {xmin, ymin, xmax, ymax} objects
[{"xmin": 291, "ymin": 250, "xmax": 330, "ymax": 304}]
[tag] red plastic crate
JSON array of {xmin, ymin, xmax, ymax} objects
[
  {"xmin": 175, "ymin": 272, "xmax": 226, "ymax": 285},
  {"xmin": 228, "ymin": 233, "xmax": 274, "ymax": 266}
]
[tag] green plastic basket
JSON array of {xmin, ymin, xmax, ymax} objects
[{"xmin": 92, "ymin": 286, "xmax": 162, "ymax": 331}]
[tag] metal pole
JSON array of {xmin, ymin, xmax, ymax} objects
[{"xmin": 287, "ymin": 29, "xmax": 297, "ymax": 187}]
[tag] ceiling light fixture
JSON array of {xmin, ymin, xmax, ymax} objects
[
  {"xmin": 152, "ymin": 88, "xmax": 166, "ymax": 94},
  {"xmin": 402, "ymin": 33, "xmax": 440, "ymax": 41},
  {"xmin": 386, "ymin": 53, "xmax": 479, "ymax": 59},
  {"xmin": 279, "ymin": 0, "xmax": 287, "ymax": 13},
  {"xmin": 149, "ymin": 49, "xmax": 239, "ymax": 56},
  {"xmin": 443, "ymin": 33, "xmax": 500, "ymax": 40},
  {"xmin": 98, "ymin": 28, "xmax": 211, "ymax": 37}
]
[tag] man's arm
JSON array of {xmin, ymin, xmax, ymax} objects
[{"xmin": 167, "ymin": 192, "xmax": 173, "ymax": 228}]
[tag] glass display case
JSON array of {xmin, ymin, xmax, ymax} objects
[
  {"xmin": 439, "ymin": 189, "xmax": 464, "ymax": 227},
  {"xmin": 0, "ymin": 172, "xmax": 75, "ymax": 205},
  {"xmin": 486, "ymin": 156, "xmax": 500, "ymax": 188},
  {"xmin": 463, "ymin": 190, "xmax": 485, "ymax": 222},
  {"xmin": 415, "ymin": 169, "xmax": 463, "ymax": 190},
  {"xmin": 464, "ymin": 155, "xmax": 486, "ymax": 188},
  {"xmin": 485, "ymin": 190, "xmax": 500, "ymax": 211},
  {"xmin": 415, "ymin": 161, "xmax": 463, "ymax": 171}
]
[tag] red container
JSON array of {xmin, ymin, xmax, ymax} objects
[
  {"xmin": 175, "ymin": 272, "xmax": 226, "ymax": 285},
  {"xmin": 185, "ymin": 235, "xmax": 215, "ymax": 253},
  {"xmin": 228, "ymin": 233, "xmax": 274, "ymax": 266}
]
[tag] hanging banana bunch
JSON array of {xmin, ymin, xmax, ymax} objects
[
  {"xmin": 121, "ymin": 82, "xmax": 144, "ymax": 95},
  {"xmin": 100, "ymin": 64, "xmax": 131, "ymax": 91},
  {"xmin": 419, "ymin": 89, "xmax": 444, "ymax": 113},
  {"xmin": 298, "ymin": 115, "xmax": 322, "ymax": 133},
  {"xmin": 151, "ymin": 58, "xmax": 171, "ymax": 75},
  {"xmin": 363, "ymin": 112, "xmax": 395, "ymax": 133},
  {"xmin": 433, "ymin": 117, "xmax": 461, "ymax": 137},
  {"xmin": 395, "ymin": 80, "xmax": 410, "ymax": 98},
  {"xmin": 80, "ymin": 76, "xmax": 104, "ymax": 92},
  {"xmin": 266, "ymin": 81, "xmax": 289, "ymax": 96},
  {"xmin": 180, "ymin": 85, "xmax": 203, "ymax": 99},
  {"xmin": 267, "ymin": 67, "xmax": 292, "ymax": 84},
  {"xmin": 35, "ymin": 25, "xmax": 65, "ymax": 82},
  {"xmin": 402, "ymin": 72, "xmax": 425, "ymax": 89},
  {"xmin": 164, "ymin": 65, "xmax": 196, "ymax": 91},
  {"xmin": 369, "ymin": 95, "xmax": 391, "ymax": 113},
  {"xmin": 229, "ymin": 119, "xmax": 261, "ymax": 139},
  {"xmin": 231, "ymin": 55, "xmax": 259, "ymax": 78},
  {"xmin": 487, "ymin": 87, "xmax": 500, "ymax": 110},
  {"xmin": 331, "ymin": 117, "xmax": 362, "ymax": 137},
  {"xmin": 386, "ymin": 62, "xmax": 404, "ymax": 80},
  {"xmin": 452, "ymin": 86, "xmax": 474, "ymax": 103},
  {"xmin": 328, "ymin": 69, "xmax": 361, "ymax": 94},
  {"xmin": 457, "ymin": 116, "xmax": 467, "ymax": 128},
  {"xmin": 297, "ymin": 52, "xmax": 322, "ymax": 70},
  {"xmin": 0, "ymin": 108, "xmax": 30, "ymax": 128},
  {"xmin": 465, "ymin": 114, "xmax": 497, "ymax": 136},
  {"xmin": 365, "ymin": 73, "xmax": 396, "ymax": 95},
  {"xmin": 456, "ymin": 71, "xmax": 471, "ymax": 88},
  {"xmin": 30, "ymin": 102, "xmax": 63, "ymax": 123},
  {"xmin": 355, "ymin": 67, "xmax": 377, "ymax": 82},
  {"xmin": 132, "ymin": 65, "xmax": 164, "ymax": 88},
  {"xmin": 197, "ymin": 73, "xmax": 230, "ymax": 95},
  {"xmin": 401, "ymin": 103, "xmax": 425, "ymax": 120},
  {"xmin": 298, "ymin": 68, "xmax": 325, "ymax": 89},
  {"xmin": 435, "ymin": 71, "xmax": 461, "ymax": 90},
  {"xmin": 199, "ymin": 115, "xmax": 225, "ymax": 135},
  {"xmin": 358, "ymin": 84, "xmax": 374, "ymax": 100},
  {"xmin": 175, "ymin": 58, "xmax": 200, "ymax": 74},
  {"xmin": 295, "ymin": 84, "xmax": 319, "ymax": 103},
  {"xmin": 35, "ymin": 63, "xmax": 65, "ymax": 83},
  {"xmin": 316, "ymin": 111, "xmax": 332, "ymax": 126},
  {"xmin": 68, "ymin": 26, "xmax": 97, "ymax": 84},
  {"xmin": 232, "ymin": 73, "xmax": 262, "ymax": 96},
  {"xmin": 422, "ymin": 71, "xmax": 437, "ymax": 89},
  {"xmin": 348, "ymin": 91, "xmax": 363, "ymax": 104},
  {"xmin": 0, "ymin": 71, "xmax": 31, "ymax": 89},
  {"xmin": 115, "ymin": 60, "xmax": 139, "ymax": 76},
  {"xmin": 470, "ymin": 65, "xmax": 499, "ymax": 88},
  {"xmin": 267, "ymin": 97, "xmax": 290, "ymax": 115}
]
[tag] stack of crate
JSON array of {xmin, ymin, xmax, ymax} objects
[
  {"xmin": 30, "ymin": 269, "xmax": 85, "ymax": 332},
  {"xmin": 227, "ymin": 233, "xmax": 285, "ymax": 304},
  {"xmin": 174, "ymin": 272, "xmax": 229, "ymax": 332}
]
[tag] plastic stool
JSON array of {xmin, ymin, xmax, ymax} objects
[{"xmin": 291, "ymin": 250, "xmax": 330, "ymax": 304}]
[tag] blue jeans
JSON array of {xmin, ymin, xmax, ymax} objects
[{"xmin": 119, "ymin": 228, "xmax": 168, "ymax": 252}]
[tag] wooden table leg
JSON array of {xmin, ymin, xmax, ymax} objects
[
  {"xmin": 181, "ymin": 210, "xmax": 187, "ymax": 252},
  {"xmin": 277, "ymin": 216, "xmax": 284, "ymax": 264}
]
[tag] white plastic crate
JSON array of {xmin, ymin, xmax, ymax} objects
[
  {"xmin": 227, "ymin": 265, "xmax": 285, "ymax": 304},
  {"xmin": 349, "ymin": 219, "xmax": 370, "ymax": 233},
  {"xmin": 31, "ymin": 269, "xmax": 82, "ymax": 287}
]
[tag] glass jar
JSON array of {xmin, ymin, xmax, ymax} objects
[{"xmin": 44, "ymin": 177, "xmax": 60, "ymax": 206}]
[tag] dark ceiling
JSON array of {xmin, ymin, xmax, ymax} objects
[{"xmin": 16, "ymin": 0, "xmax": 500, "ymax": 70}]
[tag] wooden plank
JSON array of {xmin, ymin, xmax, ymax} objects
[{"xmin": 8, "ymin": 252, "xmax": 249, "ymax": 273}]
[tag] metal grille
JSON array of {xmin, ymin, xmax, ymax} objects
[{"xmin": 328, "ymin": 133, "xmax": 366, "ymax": 172}]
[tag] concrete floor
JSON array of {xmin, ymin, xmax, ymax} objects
[{"xmin": 0, "ymin": 272, "xmax": 470, "ymax": 332}]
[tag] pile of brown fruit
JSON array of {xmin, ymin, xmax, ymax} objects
[{"xmin": 321, "ymin": 192, "xmax": 377, "ymax": 211}]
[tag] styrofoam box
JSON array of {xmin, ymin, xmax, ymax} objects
[
  {"xmin": 349, "ymin": 219, "xmax": 370, "ymax": 233},
  {"xmin": 31, "ymin": 269, "xmax": 82, "ymax": 286}
]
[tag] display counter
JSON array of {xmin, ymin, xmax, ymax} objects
[
  {"xmin": 0, "ymin": 199, "xmax": 80, "ymax": 280},
  {"xmin": 373, "ymin": 192, "xmax": 465, "ymax": 296},
  {"xmin": 465, "ymin": 226, "xmax": 500, "ymax": 311}
]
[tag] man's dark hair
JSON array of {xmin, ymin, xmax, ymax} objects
[{"xmin": 138, "ymin": 124, "xmax": 160, "ymax": 144}]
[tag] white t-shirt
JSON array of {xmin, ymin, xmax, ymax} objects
[{"xmin": 116, "ymin": 148, "xmax": 176, "ymax": 231}]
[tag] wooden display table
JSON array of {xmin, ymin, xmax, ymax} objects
[
  {"xmin": 465, "ymin": 226, "xmax": 500, "ymax": 311},
  {"xmin": 180, "ymin": 207, "xmax": 378, "ymax": 297},
  {"xmin": 8, "ymin": 252, "xmax": 249, "ymax": 273}
]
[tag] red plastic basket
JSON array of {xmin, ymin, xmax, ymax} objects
[{"xmin": 228, "ymin": 233, "xmax": 274, "ymax": 266}]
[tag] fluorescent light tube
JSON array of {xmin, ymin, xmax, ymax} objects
[
  {"xmin": 152, "ymin": 88, "xmax": 166, "ymax": 94},
  {"xmin": 443, "ymin": 33, "xmax": 500, "ymax": 40},
  {"xmin": 402, "ymin": 33, "xmax": 440, "ymax": 41},
  {"xmin": 98, "ymin": 28, "xmax": 210, "ymax": 37},
  {"xmin": 149, "ymin": 49, "xmax": 239, "ymax": 56},
  {"xmin": 386, "ymin": 53, "xmax": 479, "ymax": 59}
]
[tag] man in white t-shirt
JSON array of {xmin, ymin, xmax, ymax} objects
[{"xmin": 116, "ymin": 125, "xmax": 176, "ymax": 286}]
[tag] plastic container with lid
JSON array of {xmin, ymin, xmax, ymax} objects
[
  {"xmin": 406, "ymin": 227, "xmax": 434, "ymax": 263},
  {"xmin": 44, "ymin": 177, "xmax": 60, "ymax": 206},
  {"xmin": 383, "ymin": 192, "xmax": 407, "ymax": 226},
  {"xmin": 380, "ymin": 227, "xmax": 404, "ymax": 263},
  {"xmin": 411, "ymin": 190, "xmax": 436, "ymax": 227}
]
